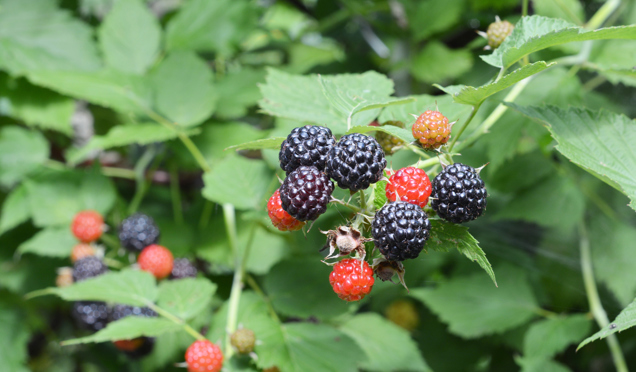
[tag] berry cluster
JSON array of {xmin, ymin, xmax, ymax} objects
[
  {"xmin": 268, "ymin": 121, "xmax": 488, "ymax": 303},
  {"xmin": 58, "ymin": 211, "xmax": 200, "ymax": 359}
]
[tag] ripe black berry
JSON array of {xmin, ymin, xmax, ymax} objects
[
  {"xmin": 279, "ymin": 165, "xmax": 334, "ymax": 221},
  {"xmin": 431, "ymin": 163, "xmax": 487, "ymax": 223},
  {"xmin": 118, "ymin": 213, "xmax": 160, "ymax": 252},
  {"xmin": 325, "ymin": 133, "xmax": 387, "ymax": 192},
  {"xmin": 372, "ymin": 201, "xmax": 431, "ymax": 261},
  {"xmin": 279, "ymin": 125, "xmax": 336, "ymax": 174},
  {"xmin": 72, "ymin": 256, "xmax": 108, "ymax": 282},
  {"xmin": 110, "ymin": 304, "xmax": 158, "ymax": 321},
  {"xmin": 170, "ymin": 258, "xmax": 198, "ymax": 279},
  {"xmin": 72, "ymin": 301, "xmax": 110, "ymax": 331}
]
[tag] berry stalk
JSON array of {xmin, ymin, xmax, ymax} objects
[
  {"xmin": 447, "ymin": 103, "xmax": 481, "ymax": 153},
  {"xmin": 579, "ymin": 222, "xmax": 628, "ymax": 372}
]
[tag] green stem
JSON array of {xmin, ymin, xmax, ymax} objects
[
  {"xmin": 101, "ymin": 167, "xmax": 136, "ymax": 180},
  {"xmin": 447, "ymin": 103, "xmax": 481, "ymax": 152},
  {"xmin": 99, "ymin": 233, "xmax": 120, "ymax": 251},
  {"xmin": 456, "ymin": 75, "xmax": 533, "ymax": 152},
  {"xmin": 358, "ymin": 190, "xmax": 368, "ymax": 212},
  {"xmin": 405, "ymin": 144, "xmax": 431, "ymax": 159},
  {"xmin": 143, "ymin": 108, "xmax": 212, "ymax": 173},
  {"xmin": 245, "ymin": 274, "xmax": 280, "ymax": 323},
  {"xmin": 415, "ymin": 157, "xmax": 443, "ymax": 170},
  {"xmin": 579, "ymin": 222, "xmax": 628, "ymax": 372},
  {"xmin": 583, "ymin": 75, "xmax": 608, "ymax": 91},
  {"xmin": 224, "ymin": 204, "xmax": 242, "ymax": 357},
  {"xmin": 199, "ymin": 200, "xmax": 214, "ymax": 230},
  {"xmin": 127, "ymin": 146, "xmax": 157, "ymax": 215},
  {"xmin": 587, "ymin": 0, "xmax": 621, "ymax": 30},
  {"xmin": 148, "ymin": 303, "xmax": 206, "ymax": 341},
  {"xmin": 330, "ymin": 198, "xmax": 362, "ymax": 213},
  {"xmin": 102, "ymin": 257, "xmax": 124, "ymax": 269},
  {"xmin": 522, "ymin": 0, "xmax": 528, "ymax": 16},
  {"xmin": 169, "ymin": 161, "xmax": 184, "ymax": 225}
]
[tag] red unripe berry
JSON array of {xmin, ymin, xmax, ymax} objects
[
  {"xmin": 71, "ymin": 243, "xmax": 96, "ymax": 263},
  {"xmin": 267, "ymin": 189, "xmax": 305, "ymax": 232},
  {"xmin": 412, "ymin": 110, "xmax": 451, "ymax": 150},
  {"xmin": 113, "ymin": 338, "xmax": 145, "ymax": 352},
  {"xmin": 329, "ymin": 258, "xmax": 374, "ymax": 302},
  {"xmin": 138, "ymin": 244, "xmax": 174, "ymax": 280},
  {"xmin": 71, "ymin": 210, "xmax": 104, "ymax": 243},
  {"xmin": 185, "ymin": 340, "xmax": 224, "ymax": 372},
  {"xmin": 386, "ymin": 167, "xmax": 432, "ymax": 208}
]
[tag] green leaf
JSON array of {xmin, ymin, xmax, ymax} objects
[
  {"xmin": 0, "ymin": 126, "xmax": 48, "ymax": 188},
  {"xmin": 589, "ymin": 40, "xmax": 636, "ymax": 87},
  {"xmin": 29, "ymin": 269, "xmax": 157, "ymax": 306},
  {"xmin": 225, "ymin": 137, "xmax": 285, "ymax": 151},
  {"xmin": 411, "ymin": 264, "xmax": 539, "ymax": 338},
  {"xmin": 346, "ymin": 124, "xmax": 414, "ymax": 144},
  {"xmin": 0, "ymin": 184, "xmax": 30, "ymax": 234},
  {"xmin": 495, "ymin": 174, "xmax": 585, "ymax": 231},
  {"xmin": 591, "ymin": 215, "xmax": 636, "ymax": 306},
  {"xmin": 0, "ymin": 305, "xmax": 30, "ymax": 372},
  {"xmin": 68, "ymin": 123, "xmax": 199, "ymax": 165},
  {"xmin": 24, "ymin": 170, "xmax": 116, "ymax": 227},
  {"xmin": 98, "ymin": 0, "xmax": 160, "ymax": 75},
  {"xmin": 578, "ymin": 297, "xmax": 636, "ymax": 350},
  {"xmin": 157, "ymin": 278, "xmax": 216, "ymax": 320},
  {"xmin": 209, "ymin": 292, "xmax": 364, "ymax": 372},
  {"xmin": 0, "ymin": 75, "xmax": 74, "ymax": 135},
  {"xmin": 27, "ymin": 70, "xmax": 151, "ymax": 114},
  {"xmin": 517, "ymin": 358, "xmax": 571, "ymax": 372},
  {"xmin": 523, "ymin": 315, "xmax": 591, "ymax": 359},
  {"xmin": 17, "ymin": 226, "xmax": 76, "ymax": 257},
  {"xmin": 410, "ymin": 42, "xmax": 473, "ymax": 83},
  {"xmin": 482, "ymin": 16, "xmax": 636, "ymax": 68},
  {"xmin": 62, "ymin": 317, "xmax": 181, "ymax": 345},
  {"xmin": 318, "ymin": 74, "xmax": 414, "ymax": 130},
  {"xmin": 259, "ymin": 68, "xmax": 396, "ymax": 134},
  {"xmin": 532, "ymin": 0, "xmax": 584, "ymax": 25},
  {"xmin": 428, "ymin": 220, "xmax": 496, "ymax": 286},
  {"xmin": 438, "ymin": 62, "xmax": 555, "ymax": 106},
  {"xmin": 215, "ymin": 68, "xmax": 266, "ymax": 119},
  {"xmin": 202, "ymin": 155, "xmax": 273, "ymax": 210},
  {"xmin": 378, "ymin": 94, "xmax": 473, "ymax": 131},
  {"xmin": 165, "ymin": 0, "xmax": 257, "ymax": 55},
  {"xmin": 372, "ymin": 180, "xmax": 388, "ymax": 211},
  {"xmin": 341, "ymin": 313, "xmax": 432, "ymax": 372},
  {"xmin": 264, "ymin": 258, "xmax": 349, "ymax": 320},
  {"xmin": 411, "ymin": 0, "xmax": 464, "ymax": 40},
  {"xmin": 152, "ymin": 51, "xmax": 217, "ymax": 127},
  {"xmin": 0, "ymin": 0, "xmax": 101, "ymax": 74},
  {"xmin": 507, "ymin": 104, "xmax": 636, "ymax": 211}
]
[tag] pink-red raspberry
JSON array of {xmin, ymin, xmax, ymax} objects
[
  {"xmin": 71, "ymin": 243, "xmax": 96, "ymax": 263},
  {"xmin": 329, "ymin": 258, "xmax": 374, "ymax": 302},
  {"xmin": 71, "ymin": 210, "xmax": 104, "ymax": 243},
  {"xmin": 412, "ymin": 110, "xmax": 451, "ymax": 150},
  {"xmin": 185, "ymin": 340, "xmax": 224, "ymax": 372},
  {"xmin": 386, "ymin": 167, "xmax": 432, "ymax": 208},
  {"xmin": 267, "ymin": 189, "xmax": 305, "ymax": 231},
  {"xmin": 138, "ymin": 244, "xmax": 174, "ymax": 280}
]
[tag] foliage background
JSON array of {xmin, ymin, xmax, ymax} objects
[{"xmin": 1, "ymin": 0, "xmax": 636, "ymax": 371}]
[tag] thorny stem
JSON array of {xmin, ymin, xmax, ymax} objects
[
  {"xmin": 579, "ymin": 222, "xmax": 628, "ymax": 372},
  {"xmin": 330, "ymin": 198, "xmax": 362, "ymax": 213},
  {"xmin": 224, "ymin": 204, "xmax": 247, "ymax": 358},
  {"xmin": 447, "ymin": 103, "xmax": 481, "ymax": 152},
  {"xmin": 147, "ymin": 303, "xmax": 207, "ymax": 341}
]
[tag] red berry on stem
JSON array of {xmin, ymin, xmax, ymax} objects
[
  {"xmin": 267, "ymin": 189, "xmax": 305, "ymax": 231},
  {"xmin": 138, "ymin": 244, "xmax": 174, "ymax": 280},
  {"xmin": 329, "ymin": 258, "xmax": 374, "ymax": 302},
  {"xmin": 71, "ymin": 210, "xmax": 104, "ymax": 243},
  {"xmin": 386, "ymin": 167, "xmax": 432, "ymax": 208},
  {"xmin": 185, "ymin": 340, "xmax": 224, "ymax": 372},
  {"xmin": 71, "ymin": 243, "xmax": 96, "ymax": 263}
]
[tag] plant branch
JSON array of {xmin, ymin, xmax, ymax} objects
[
  {"xmin": 147, "ymin": 303, "xmax": 207, "ymax": 341},
  {"xmin": 245, "ymin": 274, "xmax": 281, "ymax": 323},
  {"xmin": 579, "ymin": 222, "xmax": 628, "ymax": 372},
  {"xmin": 587, "ymin": 0, "xmax": 621, "ymax": 30},
  {"xmin": 330, "ymin": 198, "xmax": 362, "ymax": 213},
  {"xmin": 447, "ymin": 103, "xmax": 481, "ymax": 152}
]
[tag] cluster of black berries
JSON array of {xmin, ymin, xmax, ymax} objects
[
  {"xmin": 373, "ymin": 163, "xmax": 488, "ymax": 263},
  {"xmin": 277, "ymin": 125, "xmax": 387, "ymax": 223},
  {"xmin": 61, "ymin": 213, "xmax": 199, "ymax": 359}
]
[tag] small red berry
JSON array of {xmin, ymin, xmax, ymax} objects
[
  {"xmin": 329, "ymin": 258, "xmax": 374, "ymax": 302},
  {"xmin": 71, "ymin": 210, "xmax": 104, "ymax": 243},
  {"xmin": 386, "ymin": 167, "xmax": 432, "ymax": 208},
  {"xmin": 267, "ymin": 189, "xmax": 305, "ymax": 231},
  {"xmin": 185, "ymin": 340, "xmax": 224, "ymax": 372},
  {"xmin": 412, "ymin": 110, "xmax": 451, "ymax": 150},
  {"xmin": 138, "ymin": 244, "xmax": 174, "ymax": 280},
  {"xmin": 71, "ymin": 243, "xmax": 96, "ymax": 263},
  {"xmin": 113, "ymin": 338, "xmax": 145, "ymax": 352}
]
